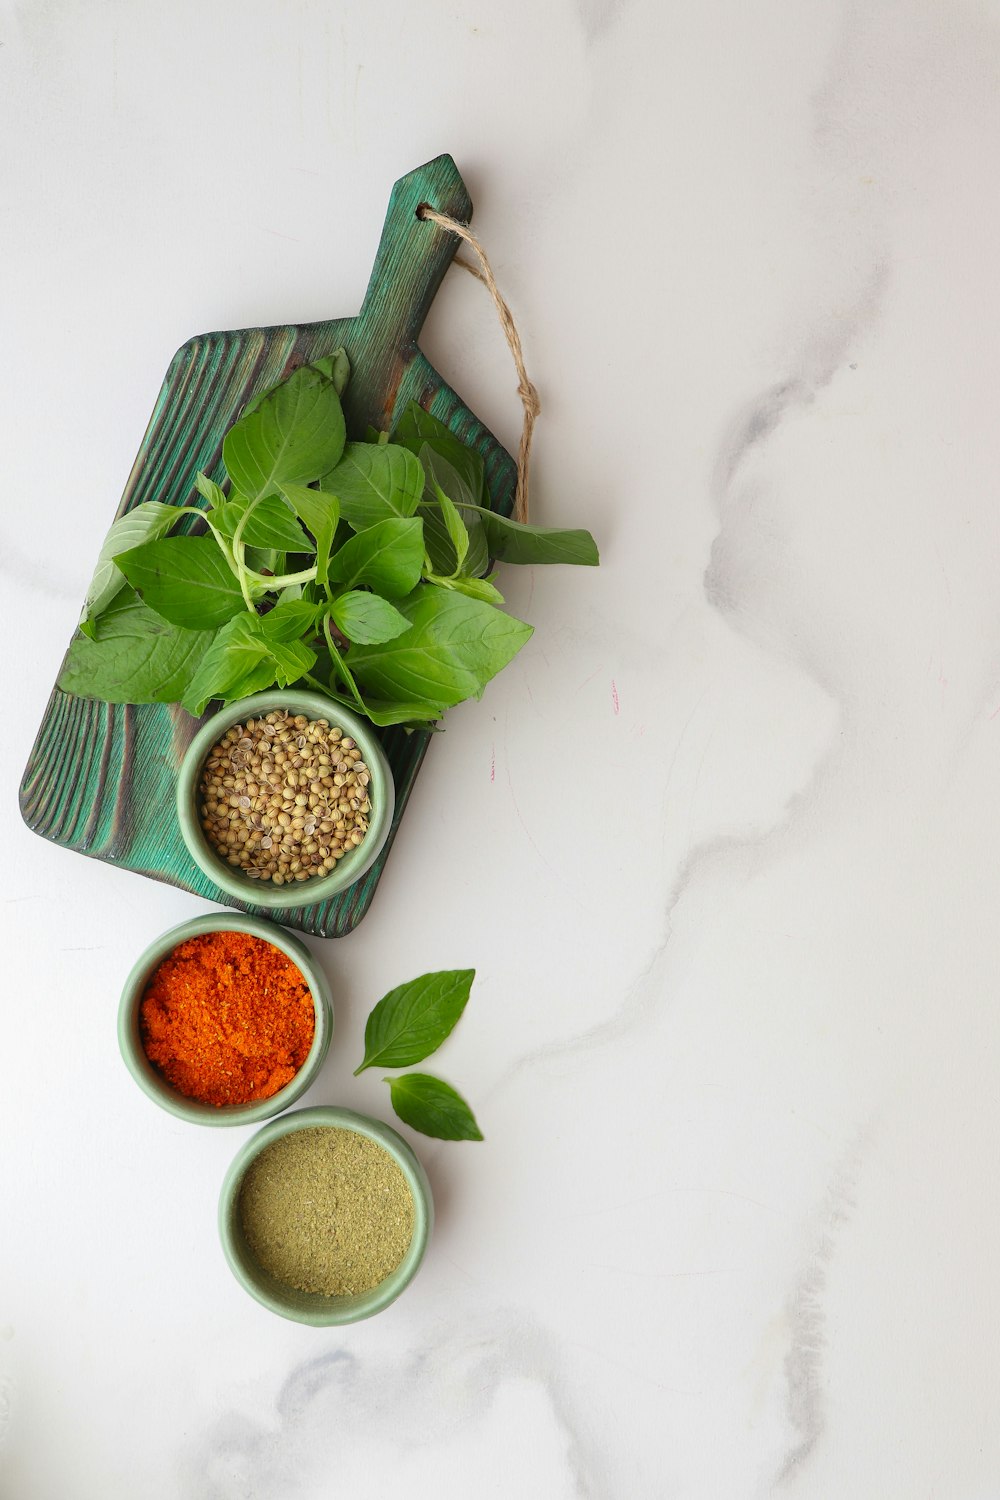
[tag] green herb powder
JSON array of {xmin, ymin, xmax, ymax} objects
[{"xmin": 238, "ymin": 1127, "xmax": 415, "ymax": 1296}]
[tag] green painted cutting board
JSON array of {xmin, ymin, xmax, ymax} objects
[{"xmin": 19, "ymin": 154, "xmax": 517, "ymax": 937}]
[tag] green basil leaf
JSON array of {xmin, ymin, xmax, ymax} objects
[
  {"xmin": 435, "ymin": 486, "xmax": 469, "ymax": 574},
  {"xmin": 319, "ymin": 443, "xmax": 424, "ymax": 529},
  {"xmin": 327, "ymin": 518, "xmax": 424, "ymax": 598},
  {"xmin": 385, "ymin": 1073, "xmax": 483, "ymax": 1141},
  {"xmin": 115, "ymin": 535, "xmax": 245, "ymax": 628},
  {"xmin": 212, "ymin": 492, "xmax": 309, "ymax": 552},
  {"xmin": 359, "ymin": 698, "xmax": 443, "ymax": 727},
  {"xmin": 59, "ymin": 588, "xmax": 214, "ymax": 704},
  {"xmin": 268, "ymin": 635, "xmax": 316, "ymax": 685},
  {"xmin": 310, "ymin": 348, "xmax": 350, "ymax": 395},
  {"xmin": 180, "ymin": 612, "xmax": 316, "ymax": 715},
  {"xmin": 356, "ymin": 969, "xmax": 475, "ymax": 1073},
  {"xmin": 471, "ymin": 508, "xmax": 600, "ymax": 567},
  {"xmin": 418, "ymin": 447, "xmax": 489, "ymax": 577},
  {"xmin": 279, "ymin": 483, "xmax": 339, "ymax": 588},
  {"xmin": 258, "ymin": 598, "xmax": 321, "ymax": 642},
  {"xmin": 348, "ymin": 589, "xmax": 532, "ymax": 707},
  {"xmin": 193, "ymin": 472, "xmax": 227, "ymax": 508},
  {"xmin": 329, "ymin": 591, "xmax": 412, "ymax": 645},
  {"xmin": 392, "ymin": 402, "xmax": 487, "ymax": 504},
  {"xmin": 441, "ymin": 574, "xmax": 505, "ymax": 604},
  {"xmin": 223, "ymin": 366, "xmax": 347, "ymax": 500},
  {"xmin": 80, "ymin": 501, "xmax": 180, "ymax": 638}
]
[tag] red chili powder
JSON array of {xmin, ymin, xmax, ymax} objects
[{"xmin": 139, "ymin": 931, "xmax": 315, "ymax": 1107}]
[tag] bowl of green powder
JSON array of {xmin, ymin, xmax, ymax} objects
[{"xmin": 218, "ymin": 1105, "xmax": 432, "ymax": 1323}]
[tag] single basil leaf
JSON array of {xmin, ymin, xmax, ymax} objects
[
  {"xmin": 268, "ymin": 635, "xmax": 316, "ymax": 684},
  {"xmin": 442, "ymin": 574, "xmax": 505, "ymax": 604},
  {"xmin": 115, "ymin": 535, "xmax": 245, "ymax": 629},
  {"xmin": 180, "ymin": 613, "xmax": 269, "ymax": 714},
  {"xmin": 359, "ymin": 698, "xmax": 444, "ymax": 727},
  {"xmin": 418, "ymin": 447, "xmax": 489, "ymax": 578},
  {"xmin": 259, "ymin": 599, "xmax": 321, "ymax": 642},
  {"xmin": 59, "ymin": 588, "xmax": 214, "ymax": 704},
  {"xmin": 80, "ymin": 501, "xmax": 180, "ymax": 637},
  {"xmin": 385, "ymin": 1073, "xmax": 483, "ymax": 1141},
  {"xmin": 280, "ymin": 482, "xmax": 338, "ymax": 588},
  {"xmin": 181, "ymin": 613, "xmax": 316, "ymax": 715},
  {"xmin": 433, "ymin": 484, "xmax": 469, "ymax": 574},
  {"xmin": 319, "ymin": 443, "xmax": 423, "ymax": 529},
  {"xmin": 392, "ymin": 402, "xmax": 487, "ymax": 504},
  {"xmin": 472, "ymin": 508, "xmax": 600, "ymax": 567},
  {"xmin": 223, "ymin": 366, "xmax": 347, "ymax": 500},
  {"xmin": 193, "ymin": 472, "xmax": 226, "ymax": 508},
  {"xmin": 212, "ymin": 492, "xmax": 309, "ymax": 552},
  {"xmin": 311, "ymin": 348, "xmax": 350, "ymax": 396},
  {"xmin": 327, "ymin": 518, "xmax": 424, "ymax": 598},
  {"xmin": 348, "ymin": 589, "xmax": 532, "ymax": 708},
  {"xmin": 329, "ymin": 591, "xmax": 412, "ymax": 645},
  {"xmin": 356, "ymin": 969, "xmax": 475, "ymax": 1073}
]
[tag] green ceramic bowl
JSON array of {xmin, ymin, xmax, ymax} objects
[
  {"xmin": 175, "ymin": 690, "xmax": 395, "ymax": 910},
  {"xmin": 218, "ymin": 1105, "xmax": 433, "ymax": 1324},
  {"xmin": 117, "ymin": 913, "xmax": 333, "ymax": 1127}
]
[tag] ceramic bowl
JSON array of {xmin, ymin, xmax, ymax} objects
[
  {"xmin": 218, "ymin": 1105, "xmax": 433, "ymax": 1324},
  {"xmin": 117, "ymin": 913, "xmax": 333, "ymax": 1126},
  {"xmin": 175, "ymin": 690, "xmax": 395, "ymax": 910}
]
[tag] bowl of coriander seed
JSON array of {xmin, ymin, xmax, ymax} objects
[{"xmin": 176, "ymin": 691, "xmax": 395, "ymax": 908}]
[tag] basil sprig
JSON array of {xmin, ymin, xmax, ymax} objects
[
  {"xmin": 357, "ymin": 968, "xmax": 482, "ymax": 1142},
  {"xmin": 59, "ymin": 353, "xmax": 599, "ymax": 729}
]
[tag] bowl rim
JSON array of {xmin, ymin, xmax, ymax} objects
[
  {"xmin": 218, "ymin": 1105, "xmax": 433, "ymax": 1324},
  {"xmin": 175, "ymin": 690, "xmax": 395, "ymax": 909},
  {"xmin": 117, "ymin": 912, "xmax": 334, "ymax": 1127}
]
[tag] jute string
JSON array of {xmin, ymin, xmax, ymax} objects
[{"xmin": 417, "ymin": 203, "xmax": 539, "ymax": 524}]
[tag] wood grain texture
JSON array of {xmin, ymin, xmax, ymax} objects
[{"xmin": 19, "ymin": 154, "xmax": 517, "ymax": 938}]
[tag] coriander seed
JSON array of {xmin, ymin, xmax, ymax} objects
[{"xmin": 198, "ymin": 710, "xmax": 373, "ymax": 885}]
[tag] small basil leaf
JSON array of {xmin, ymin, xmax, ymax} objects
[
  {"xmin": 319, "ymin": 443, "xmax": 424, "ymax": 529},
  {"xmin": 193, "ymin": 472, "xmax": 227, "ymax": 508},
  {"xmin": 348, "ymin": 589, "xmax": 532, "ymax": 708},
  {"xmin": 310, "ymin": 348, "xmax": 350, "ymax": 395},
  {"xmin": 356, "ymin": 969, "xmax": 475, "ymax": 1073},
  {"xmin": 80, "ymin": 500, "xmax": 179, "ymax": 637},
  {"xmin": 434, "ymin": 485, "xmax": 469, "ymax": 574},
  {"xmin": 358, "ymin": 698, "xmax": 444, "ymax": 727},
  {"xmin": 181, "ymin": 613, "xmax": 316, "ymax": 715},
  {"xmin": 327, "ymin": 517, "xmax": 424, "ymax": 598},
  {"xmin": 258, "ymin": 599, "xmax": 321, "ymax": 642},
  {"xmin": 474, "ymin": 508, "xmax": 600, "ymax": 567},
  {"xmin": 212, "ymin": 492, "xmax": 309, "ymax": 552},
  {"xmin": 280, "ymin": 483, "xmax": 338, "ymax": 588},
  {"xmin": 115, "ymin": 535, "xmax": 245, "ymax": 629},
  {"xmin": 328, "ymin": 591, "xmax": 412, "ymax": 645},
  {"xmin": 60, "ymin": 589, "xmax": 214, "ymax": 704},
  {"xmin": 223, "ymin": 366, "xmax": 347, "ymax": 500},
  {"xmin": 441, "ymin": 574, "xmax": 505, "ymax": 604},
  {"xmin": 419, "ymin": 447, "xmax": 489, "ymax": 577},
  {"xmin": 385, "ymin": 1073, "xmax": 483, "ymax": 1141}
]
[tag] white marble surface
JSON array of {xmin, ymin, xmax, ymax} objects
[{"xmin": 4, "ymin": 0, "xmax": 1000, "ymax": 1494}]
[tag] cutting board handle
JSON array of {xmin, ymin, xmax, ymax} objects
[{"xmin": 358, "ymin": 153, "xmax": 473, "ymax": 355}]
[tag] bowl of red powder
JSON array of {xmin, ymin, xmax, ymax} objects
[{"xmin": 117, "ymin": 913, "xmax": 333, "ymax": 1125}]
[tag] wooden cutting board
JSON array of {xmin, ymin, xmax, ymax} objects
[{"xmin": 19, "ymin": 154, "xmax": 517, "ymax": 938}]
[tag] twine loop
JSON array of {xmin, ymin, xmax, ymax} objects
[{"xmin": 417, "ymin": 203, "xmax": 538, "ymax": 524}]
